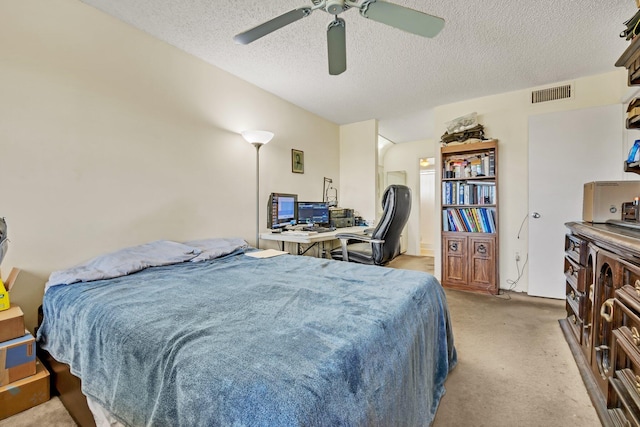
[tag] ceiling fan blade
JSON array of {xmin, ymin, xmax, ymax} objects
[
  {"xmin": 234, "ymin": 7, "xmax": 312, "ymax": 44},
  {"xmin": 327, "ymin": 18, "xmax": 346, "ymax": 76},
  {"xmin": 360, "ymin": 0, "xmax": 445, "ymax": 38}
]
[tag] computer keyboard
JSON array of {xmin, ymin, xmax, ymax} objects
[{"xmin": 302, "ymin": 226, "xmax": 336, "ymax": 233}]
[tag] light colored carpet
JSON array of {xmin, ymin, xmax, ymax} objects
[
  {"xmin": 0, "ymin": 396, "xmax": 76, "ymax": 427},
  {"xmin": 1, "ymin": 255, "xmax": 599, "ymax": 426}
]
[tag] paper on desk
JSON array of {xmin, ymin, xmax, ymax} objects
[{"xmin": 245, "ymin": 249, "xmax": 289, "ymax": 258}]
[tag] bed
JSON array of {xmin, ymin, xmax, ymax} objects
[{"xmin": 37, "ymin": 239, "xmax": 457, "ymax": 426}]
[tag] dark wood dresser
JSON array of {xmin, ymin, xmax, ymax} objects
[{"xmin": 563, "ymin": 221, "xmax": 640, "ymax": 426}]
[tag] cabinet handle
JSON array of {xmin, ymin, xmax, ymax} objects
[
  {"xmin": 589, "ymin": 284, "xmax": 594, "ymax": 302},
  {"xmin": 570, "ymin": 290, "xmax": 576, "ymax": 300},
  {"xmin": 567, "ymin": 265, "xmax": 574, "ymax": 275},
  {"xmin": 477, "ymin": 244, "xmax": 486, "ymax": 255},
  {"xmin": 635, "ymin": 279, "xmax": 640, "ymax": 297},
  {"xmin": 600, "ymin": 298, "xmax": 615, "ymax": 323},
  {"xmin": 632, "ymin": 326, "xmax": 640, "ymax": 346},
  {"xmin": 636, "ymin": 375, "xmax": 640, "ymax": 394},
  {"xmin": 449, "ymin": 242, "xmax": 458, "ymax": 252}
]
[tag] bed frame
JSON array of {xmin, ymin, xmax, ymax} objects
[{"xmin": 38, "ymin": 348, "xmax": 96, "ymax": 427}]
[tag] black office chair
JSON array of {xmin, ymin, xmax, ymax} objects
[{"xmin": 330, "ymin": 184, "xmax": 411, "ymax": 266}]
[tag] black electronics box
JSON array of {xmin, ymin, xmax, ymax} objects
[{"xmin": 329, "ymin": 208, "xmax": 354, "ymax": 228}]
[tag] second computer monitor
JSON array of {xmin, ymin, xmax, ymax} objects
[{"xmin": 297, "ymin": 202, "xmax": 329, "ymax": 226}]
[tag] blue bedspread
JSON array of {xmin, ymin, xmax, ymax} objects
[{"xmin": 38, "ymin": 252, "xmax": 457, "ymax": 426}]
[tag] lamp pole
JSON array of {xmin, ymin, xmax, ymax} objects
[
  {"xmin": 253, "ymin": 142, "xmax": 263, "ymax": 249},
  {"xmin": 240, "ymin": 130, "xmax": 273, "ymax": 249}
]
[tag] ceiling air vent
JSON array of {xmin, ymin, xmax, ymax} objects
[{"xmin": 531, "ymin": 84, "xmax": 572, "ymax": 104}]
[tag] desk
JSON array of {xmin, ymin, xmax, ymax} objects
[{"xmin": 260, "ymin": 226, "xmax": 368, "ymax": 257}]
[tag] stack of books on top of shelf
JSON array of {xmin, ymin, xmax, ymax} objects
[{"xmin": 443, "ymin": 207, "xmax": 496, "ymax": 233}]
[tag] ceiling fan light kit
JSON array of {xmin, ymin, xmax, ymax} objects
[{"xmin": 234, "ymin": 0, "xmax": 445, "ymax": 75}]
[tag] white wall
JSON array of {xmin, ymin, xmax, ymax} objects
[
  {"xmin": 433, "ymin": 70, "xmax": 627, "ymax": 292},
  {"xmin": 382, "ymin": 139, "xmax": 438, "ymax": 255},
  {"xmin": 0, "ymin": 0, "xmax": 340, "ymax": 332},
  {"xmin": 419, "ymin": 169, "xmax": 436, "ymax": 256},
  {"xmin": 339, "ymin": 120, "xmax": 378, "ymax": 222}
]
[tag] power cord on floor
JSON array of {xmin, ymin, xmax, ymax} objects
[{"xmin": 496, "ymin": 213, "xmax": 529, "ymax": 300}]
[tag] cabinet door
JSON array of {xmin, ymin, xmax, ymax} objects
[
  {"xmin": 442, "ymin": 235, "xmax": 467, "ymax": 285},
  {"xmin": 582, "ymin": 245, "xmax": 597, "ymax": 362},
  {"xmin": 592, "ymin": 250, "xmax": 622, "ymax": 396},
  {"xmin": 468, "ymin": 235, "xmax": 496, "ymax": 291}
]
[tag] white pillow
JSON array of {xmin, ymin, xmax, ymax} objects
[
  {"xmin": 184, "ymin": 237, "xmax": 248, "ymax": 262},
  {"xmin": 46, "ymin": 240, "xmax": 200, "ymax": 291}
]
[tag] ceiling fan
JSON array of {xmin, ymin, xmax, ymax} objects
[{"xmin": 233, "ymin": 0, "xmax": 445, "ymax": 76}]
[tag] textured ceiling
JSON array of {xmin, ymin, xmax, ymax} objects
[{"xmin": 80, "ymin": 0, "xmax": 632, "ymax": 143}]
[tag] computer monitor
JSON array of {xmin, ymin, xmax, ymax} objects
[
  {"xmin": 297, "ymin": 202, "xmax": 329, "ymax": 226},
  {"xmin": 267, "ymin": 193, "xmax": 298, "ymax": 229}
]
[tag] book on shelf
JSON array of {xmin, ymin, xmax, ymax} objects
[
  {"xmin": 442, "ymin": 207, "xmax": 496, "ymax": 233},
  {"xmin": 443, "ymin": 151, "xmax": 494, "ymax": 179},
  {"xmin": 441, "ymin": 181, "xmax": 496, "ymax": 205}
]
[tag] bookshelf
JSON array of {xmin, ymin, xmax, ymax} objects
[
  {"xmin": 616, "ymin": 34, "xmax": 640, "ymax": 174},
  {"xmin": 440, "ymin": 140, "xmax": 499, "ymax": 295}
]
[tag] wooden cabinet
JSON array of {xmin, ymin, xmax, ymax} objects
[
  {"xmin": 563, "ymin": 221, "xmax": 640, "ymax": 426},
  {"xmin": 440, "ymin": 140, "xmax": 499, "ymax": 294}
]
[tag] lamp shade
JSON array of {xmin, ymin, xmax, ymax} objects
[{"xmin": 241, "ymin": 130, "xmax": 274, "ymax": 144}]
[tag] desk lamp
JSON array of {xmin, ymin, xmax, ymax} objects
[{"xmin": 241, "ymin": 130, "xmax": 274, "ymax": 249}]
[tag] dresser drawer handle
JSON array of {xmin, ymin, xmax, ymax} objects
[
  {"xmin": 449, "ymin": 242, "xmax": 458, "ymax": 252},
  {"xmin": 632, "ymin": 327, "xmax": 640, "ymax": 347},
  {"xmin": 589, "ymin": 284, "xmax": 594, "ymax": 302},
  {"xmin": 635, "ymin": 279, "xmax": 640, "ymax": 297},
  {"xmin": 570, "ymin": 290, "xmax": 576, "ymax": 300},
  {"xmin": 567, "ymin": 265, "xmax": 574, "ymax": 275},
  {"xmin": 636, "ymin": 375, "xmax": 640, "ymax": 394},
  {"xmin": 600, "ymin": 299, "xmax": 615, "ymax": 323}
]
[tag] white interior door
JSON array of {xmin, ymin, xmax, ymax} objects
[{"xmin": 528, "ymin": 104, "xmax": 624, "ymax": 299}]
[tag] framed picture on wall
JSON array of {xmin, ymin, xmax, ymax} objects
[{"xmin": 292, "ymin": 149, "xmax": 304, "ymax": 174}]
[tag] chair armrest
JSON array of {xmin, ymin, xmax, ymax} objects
[
  {"xmin": 335, "ymin": 233, "xmax": 384, "ymax": 244},
  {"xmin": 335, "ymin": 233, "xmax": 385, "ymax": 262}
]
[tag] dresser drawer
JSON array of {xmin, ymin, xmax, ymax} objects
[
  {"xmin": 566, "ymin": 299, "xmax": 582, "ymax": 344},
  {"xmin": 622, "ymin": 259, "xmax": 640, "ymax": 303},
  {"xmin": 566, "ymin": 282, "xmax": 584, "ymax": 321},
  {"xmin": 613, "ymin": 298, "xmax": 640, "ymax": 367},
  {"xmin": 609, "ymin": 368, "xmax": 640, "ymax": 427},
  {"xmin": 565, "ymin": 256, "xmax": 586, "ymax": 293},
  {"xmin": 565, "ymin": 234, "xmax": 587, "ymax": 266}
]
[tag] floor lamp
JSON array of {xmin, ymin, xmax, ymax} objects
[{"xmin": 241, "ymin": 130, "xmax": 274, "ymax": 249}]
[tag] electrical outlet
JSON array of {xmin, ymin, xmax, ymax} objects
[{"xmin": 515, "ymin": 252, "xmax": 521, "ymax": 262}]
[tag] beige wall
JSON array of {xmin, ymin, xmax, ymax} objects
[
  {"xmin": 1, "ymin": 0, "xmax": 340, "ymax": 332},
  {"xmin": 433, "ymin": 70, "xmax": 628, "ymax": 292},
  {"xmin": 339, "ymin": 120, "xmax": 378, "ymax": 222}
]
